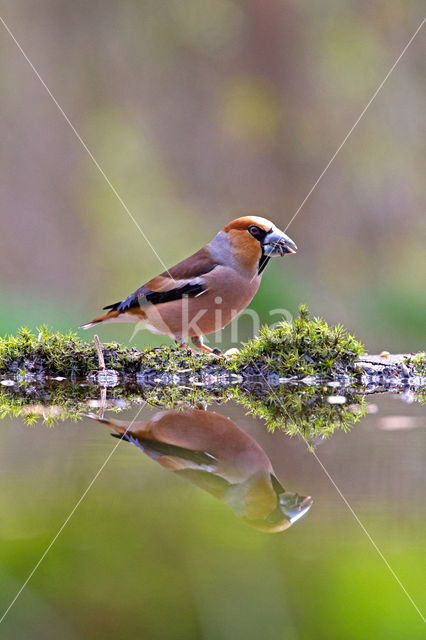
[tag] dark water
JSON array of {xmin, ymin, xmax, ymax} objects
[{"xmin": 0, "ymin": 385, "xmax": 425, "ymax": 639}]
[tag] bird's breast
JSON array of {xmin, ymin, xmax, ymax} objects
[{"xmin": 143, "ymin": 266, "xmax": 261, "ymax": 337}]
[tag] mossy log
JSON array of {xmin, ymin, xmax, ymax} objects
[{"xmin": 0, "ymin": 308, "xmax": 424, "ymax": 382}]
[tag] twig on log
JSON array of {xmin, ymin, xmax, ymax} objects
[{"xmin": 93, "ymin": 335, "xmax": 105, "ymax": 371}]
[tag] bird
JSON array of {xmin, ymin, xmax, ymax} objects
[
  {"xmin": 81, "ymin": 215, "xmax": 297, "ymax": 353},
  {"xmin": 88, "ymin": 408, "xmax": 312, "ymax": 532}
]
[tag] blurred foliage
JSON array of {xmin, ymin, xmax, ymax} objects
[{"xmin": 221, "ymin": 76, "xmax": 282, "ymax": 144}]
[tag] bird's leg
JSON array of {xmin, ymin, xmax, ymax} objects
[
  {"xmin": 191, "ymin": 335, "xmax": 222, "ymax": 355},
  {"xmin": 175, "ymin": 337, "xmax": 197, "ymax": 353}
]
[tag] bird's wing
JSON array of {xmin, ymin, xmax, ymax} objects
[{"xmin": 103, "ymin": 246, "xmax": 218, "ymax": 312}]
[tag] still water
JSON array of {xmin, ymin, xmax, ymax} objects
[{"xmin": 0, "ymin": 385, "xmax": 424, "ymax": 639}]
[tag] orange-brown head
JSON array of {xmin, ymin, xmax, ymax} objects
[{"xmin": 221, "ymin": 215, "xmax": 297, "ymax": 275}]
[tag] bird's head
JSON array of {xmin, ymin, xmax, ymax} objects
[{"xmin": 222, "ymin": 215, "xmax": 297, "ymax": 274}]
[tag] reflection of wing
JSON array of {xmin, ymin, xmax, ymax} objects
[
  {"xmin": 110, "ymin": 432, "xmax": 217, "ymax": 470},
  {"xmin": 111, "ymin": 431, "xmax": 231, "ymax": 498},
  {"xmin": 176, "ymin": 469, "xmax": 231, "ymax": 499},
  {"xmin": 103, "ymin": 246, "xmax": 217, "ymax": 311}
]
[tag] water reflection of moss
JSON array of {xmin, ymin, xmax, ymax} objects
[
  {"xmin": 0, "ymin": 381, "xmax": 146, "ymax": 426},
  {"xmin": 0, "ymin": 379, "xmax": 231, "ymax": 427},
  {"xmin": 0, "ymin": 379, "xmax": 366, "ymax": 439},
  {"xmin": 0, "ymin": 382, "xmax": 94, "ymax": 426},
  {"xmin": 234, "ymin": 385, "xmax": 367, "ymax": 440},
  {"xmin": 413, "ymin": 388, "xmax": 426, "ymax": 404}
]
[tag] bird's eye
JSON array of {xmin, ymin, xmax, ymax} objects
[{"xmin": 248, "ymin": 225, "xmax": 262, "ymax": 237}]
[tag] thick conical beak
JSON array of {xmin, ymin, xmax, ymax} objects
[{"xmin": 263, "ymin": 229, "xmax": 298, "ymax": 256}]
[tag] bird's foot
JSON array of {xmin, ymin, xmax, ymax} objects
[
  {"xmin": 191, "ymin": 336, "xmax": 222, "ymax": 355},
  {"xmin": 175, "ymin": 339, "xmax": 198, "ymax": 353}
]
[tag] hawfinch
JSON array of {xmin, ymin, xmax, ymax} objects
[
  {"xmin": 90, "ymin": 408, "xmax": 312, "ymax": 532},
  {"xmin": 82, "ymin": 216, "xmax": 297, "ymax": 352}
]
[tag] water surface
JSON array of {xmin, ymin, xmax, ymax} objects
[{"xmin": 0, "ymin": 384, "xmax": 424, "ymax": 639}]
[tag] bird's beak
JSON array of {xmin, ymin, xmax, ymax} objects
[{"xmin": 263, "ymin": 228, "xmax": 298, "ymax": 256}]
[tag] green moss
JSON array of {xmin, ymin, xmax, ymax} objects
[
  {"xmin": 0, "ymin": 308, "xmax": 364, "ymax": 379},
  {"xmin": 232, "ymin": 306, "xmax": 364, "ymax": 378},
  {"xmin": 402, "ymin": 353, "xmax": 426, "ymax": 404},
  {"xmin": 0, "ymin": 326, "xmax": 213, "ymax": 377},
  {"xmin": 404, "ymin": 352, "xmax": 426, "ymax": 376},
  {"xmin": 0, "ymin": 326, "xmax": 98, "ymax": 376}
]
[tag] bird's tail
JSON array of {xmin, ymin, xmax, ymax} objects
[{"xmin": 80, "ymin": 310, "xmax": 122, "ymax": 329}]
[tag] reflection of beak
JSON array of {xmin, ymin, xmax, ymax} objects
[
  {"xmin": 263, "ymin": 229, "xmax": 298, "ymax": 256},
  {"xmin": 279, "ymin": 492, "xmax": 313, "ymax": 523},
  {"xmin": 245, "ymin": 491, "xmax": 312, "ymax": 533}
]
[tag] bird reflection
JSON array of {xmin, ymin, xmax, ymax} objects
[{"xmin": 91, "ymin": 408, "xmax": 312, "ymax": 533}]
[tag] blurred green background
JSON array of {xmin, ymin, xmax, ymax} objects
[{"xmin": 0, "ymin": 0, "xmax": 424, "ymax": 352}]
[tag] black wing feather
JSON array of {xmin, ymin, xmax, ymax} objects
[{"xmin": 103, "ymin": 282, "xmax": 206, "ymax": 312}]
